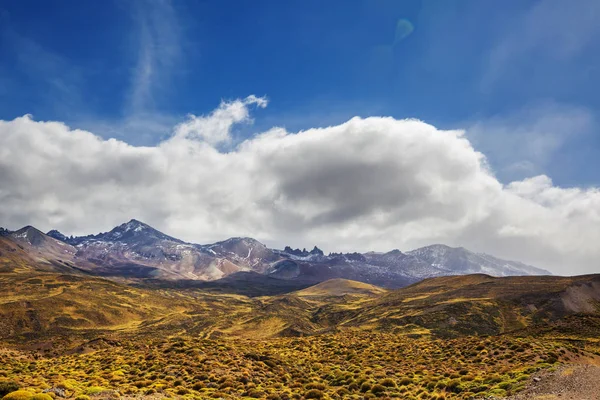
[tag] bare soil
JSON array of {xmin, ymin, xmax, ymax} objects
[{"xmin": 503, "ymin": 364, "xmax": 600, "ymax": 400}]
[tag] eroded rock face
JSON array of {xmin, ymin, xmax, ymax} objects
[{"xmin": 561, "ymin": 281, "xmax": 600, "ymax": 313}]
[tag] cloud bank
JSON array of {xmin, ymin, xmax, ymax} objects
[{"xmin": 1, "ymin": 97, "xmax": 599, "ymax": 275}]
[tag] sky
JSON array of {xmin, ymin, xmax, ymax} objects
[{"xmin": 0, "ymin": 0, "xmax": 599, "ymax": 275}]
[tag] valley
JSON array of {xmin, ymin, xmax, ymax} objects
[
  {"xmin": 2, "ymin": 1, "xmax": 597, "ymax": 398},
  {"xmin": 0, "ymin": 222, "xmax": 599, "ymax": 399}
]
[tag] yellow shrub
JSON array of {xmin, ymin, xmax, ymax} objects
[
  {"xmin": 85, "ymin": 388, "xmax": 105, "ymax": 395},
  {"xmin": 31, "ymin": 394, "xmax": 53, "ymax": 400},
  {"xmin": 2, "ymin": 390, "xmax": 34, "ymax": 400},
  {"xmin": 56, "ymin": 380, "xmax": 76, "ymax": 391}
]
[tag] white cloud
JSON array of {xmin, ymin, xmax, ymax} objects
[
  {"xmin": 173, "ymin": 95, "xmax": 268, "ymax": 145},
  {"xmin": 1, "ymin": 97, "xmax": 599, "ymax": 275}
]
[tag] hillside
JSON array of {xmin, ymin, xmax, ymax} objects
[
  {"xmin": 2, "ymin": 271, "xmax": 599, "ymax": 343},
  {"xmin": 0, "ymin": 233, "xmax": 84, "ymax": 275},
  {"xmin": 0, "ymin": 271, "xmax": 191, "ymax": 344},
  {"xmin": 0, "ymin": 272, "xmax": 599, "ymax": 399},
  {"xmin": 293, "ymin": 278, "xmax": 387, "ymax": 297},
  {"xmin": 342, "ymin": 274, "xmax": 600, "ymax": 337}
]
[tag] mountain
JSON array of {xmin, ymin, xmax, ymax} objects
[
  {"xmin": 205, "ymin": 237, "xmax": 281, "ymax": 273},
  {"xmin": 53, "ymin": 219, "xmax": 185, "ymax": 246},
  {"xmin": 407, "ymin": 244, "xmax": 551, "ymax": 276},
  {"xmin": 1, "ymin": 226, "xmax": 85, "ymax": 274},
  {"xmin": 46, "ymin": 220, "xmax": 287, "ymax": 280},
  {"xmin": 0, "ymin": 219, "xmax": 551, "ymax": 287},
  {"xmin": 266, "ymin": 245, "xmax": 549, "ymax": 288},
  {"xmin": 283, "ymin": 246, "xmax": 324, "ymax": 257},
  {"xmin": 266, "ymin": 251, "xmax": 418, "ymax": 288}
]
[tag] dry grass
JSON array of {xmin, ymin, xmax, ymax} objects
[
  {"xmin": 1, "ymin": 272, "xmax": 600, "ymax": 399},
  {"xmin": 1, "ymin": 331, "xmax": 593, "ymax": 399}
]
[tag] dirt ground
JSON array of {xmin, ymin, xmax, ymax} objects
[{"xmin": 502, "ymin": 364, "xmax": 600, "ymax": 400}]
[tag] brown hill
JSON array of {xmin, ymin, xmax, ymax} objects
[
  {"xmin": 0, "ymin": 233, "xmax": 82, "ymax": 274},
  {"xmin": 342, "ymin": 274, "xmax": 600, "ymax": 337},
  {"xmin": 1, "ymin": 269, "xmax": 600, "ymax": 344},
  {"xmin": 0, "ymin": 272, "xmax": 192, "ymax": 344},
  {"xmin": 293, "ymin": 278, "xmax": 387, "ymax": 297}
]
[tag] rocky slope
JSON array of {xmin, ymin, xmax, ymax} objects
[
  {"xmin": 407, "ymin": 244, "xmax": 549, "ymax": 276},
  {"xmin": 46, "ymin": 220, "xmax": 284, "ymax": 280}
]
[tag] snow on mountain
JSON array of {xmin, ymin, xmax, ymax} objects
[
  {"xmin": 406, "ymin": 244, "xmax": 551, "ymax": 276},
  {"xmin": 6, "ymin": 226, "xmax": 79, "ymax": 268},
  {"xmin": 46, "ymin": 223, "xmax": 284, "ymax": 280},
  {"xmin": 22, "ymin": 219, "xmax": 553, "ymax": 286}
]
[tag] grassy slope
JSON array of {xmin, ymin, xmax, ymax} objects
[
  {"xmin": 293, "ymin": 278, "xmax": 387, "ymax": 297},
  {"xmin": 0, "ymin": 272, "xmax": 193, "ymax": 344},
  {"xmin": 339, "ymin": 274, "xmax": 600, "ymax": 337},
  {"xmin": 0, "ymin": 271, "xmax": 600, "ymax": 398},
  {"xmin": 2, "ymin": 271, "xmax": 600, "ymax": 342}
]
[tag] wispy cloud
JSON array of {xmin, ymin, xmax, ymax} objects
[
  {"xmin": 481, "ymin": 0, "xmax": 600, "ymax": 91},
  {"xmin": 127, "ymin": 0, "xmax": 183, "ymax": 114},
  {"xmin": 466, "ymin": 102, "xmax": 595, "ymax": 182},
  {"xmin": 0, "ymin": 2, "xmax": 186, "ymax": 144}
]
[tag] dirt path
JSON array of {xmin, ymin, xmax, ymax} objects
[{"xmin": 503, "ymin": 364, "xmax": 600, "ymax": 400}]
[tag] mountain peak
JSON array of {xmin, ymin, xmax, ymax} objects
[
  {"xmin": 11, "ymin": 225, "xmax": 50, "ymax": 246},
  {"xmin": 47, "ymin": 229, "xmax": 69, "ymax": 242},
  {"xmin": 93, "ymin": 219, "xmax": 183, "ymax": 244},
  {"xmin": 310, "ymin": 246, "xmax": 324, "ymax": 256},
  {"xmin": 16, "ymin": 225, "xmax": 36, "ymax": 232},
  {"xmin": 418, "ymin": 244, "xmax": 454, "ymax": 251},
  {"xmin": 386, "ymin": 249, "xmax": 404, "ymax": 255},
  {"xmin": 219, "ymin": 237, "xmax": 265, "ymax": 246},
  {"xmin": 14, "ymin": 225, "xmax": 44, "ymax": 236},
  {"xmin": 118, "ymin": 219, "xmax": 151, "ymax": 231},
  {"xmin": 282, "ymin": 245, "xmax": 325, "ymax": 258}
]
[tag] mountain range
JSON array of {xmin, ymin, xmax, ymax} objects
[{"xmin": 0, "ymin": 219, "xmax": 550, "ymax": 289}]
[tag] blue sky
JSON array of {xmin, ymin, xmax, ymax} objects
[
  {"xmin": 2, "ymin": 0, "xmax": 600, "ymax": 274},
  {"xmin": 1, "ymin": 0, "xmax": 599, "ymax": 186}
]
